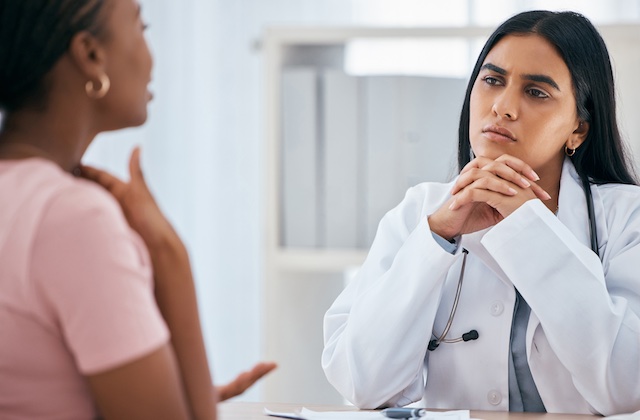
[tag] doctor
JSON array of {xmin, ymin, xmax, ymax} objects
[{"xmin": 322, "ymin": 10, "xmax": 640, "ymax": 416}]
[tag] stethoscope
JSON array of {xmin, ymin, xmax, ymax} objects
[{"xmin": 428, "ymin": 176, "xmax": 599, "ymax": 351}]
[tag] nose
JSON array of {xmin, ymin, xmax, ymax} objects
[{"xmin": 491, "ymin": 88, "xmax": 519, "ymax": 120}]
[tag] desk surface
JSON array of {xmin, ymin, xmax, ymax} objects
[{"xmin": 218, "ymin": 402, "xmax": 597, "ymax": 420}]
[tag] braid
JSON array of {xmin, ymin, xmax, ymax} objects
[{"xmin": 0, "ymin": 0, "xmax": 107, "ymax": 112}]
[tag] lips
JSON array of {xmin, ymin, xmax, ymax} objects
[{"xmin": 482, "ymin": 124, "xmax": 516, "ymax": 142}]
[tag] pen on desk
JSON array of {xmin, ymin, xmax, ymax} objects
[{"xmin": 381, "ymin": 407, "xmax": 426, "ymax": 419}]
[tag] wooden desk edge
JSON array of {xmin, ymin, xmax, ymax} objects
[{"xmin": 219, "ymin": 401, "xmax": 600, "ymax": 420}]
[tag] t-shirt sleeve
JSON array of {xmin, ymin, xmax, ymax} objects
[{"xmin": 31, "ymin": 182, "xmax": 170, "ymax": 375}]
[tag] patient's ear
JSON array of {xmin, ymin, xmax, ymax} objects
[{"xmin": 68, "ymin": 31, "xmax": 108, "ymax": 82}]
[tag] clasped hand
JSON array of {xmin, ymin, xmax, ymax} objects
[{"xmin": 429, "ymin": 154, "xmax": 551, "ymax": 240}]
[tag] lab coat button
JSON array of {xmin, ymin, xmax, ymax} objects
[
  {"xmin": 490, "ymin": 301, "xmax": 504, "ymax": 316},
  {"xmin": 488, "ymin": 390, "xmax": 502, "ymax": 405}
]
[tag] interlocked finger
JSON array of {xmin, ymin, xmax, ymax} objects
[{"xmin": 453, "ymin": 168, "xmax": 519, "ymax": 197}]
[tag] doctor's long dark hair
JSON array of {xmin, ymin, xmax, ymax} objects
[{"xmin": 457, "ymin": 10, "xmax": 637, "ymax": 186}]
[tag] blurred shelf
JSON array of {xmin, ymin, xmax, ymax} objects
[{"xmin": 271, "ymin": 248, "xmax": 367, "ymax": 272}]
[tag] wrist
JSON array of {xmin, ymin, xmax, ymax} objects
[
  {"xmin": 427, "ymin": 214, "xmax": 458, "ymax": 241},
  {"xmin": 145, "ymin": 228, "xmax": 189, "ymax": 263},
  {"xmin": 137, "ymin": 218, "xmax": 181, "ymax": 251}
]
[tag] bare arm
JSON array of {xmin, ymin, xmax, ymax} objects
[
  {"xmin": 81, "ymin": 148, "xmax": 216, "ymax": 419},
  {"xmin": 148, "ymin": 227, "xmax": 217, "ymax": 419},
  {"xmin": 87, "ymin": 345, "xmax": 192, "ymax": 420}
]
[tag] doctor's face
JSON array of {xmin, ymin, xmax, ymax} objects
[{"xmin": 468, "ymin": 34, "xmax": 584, "ymax": 179}]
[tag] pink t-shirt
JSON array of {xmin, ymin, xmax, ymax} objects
[{"xmin": 0, "ymin": 158, "xmax": 170, "ymax": 419}]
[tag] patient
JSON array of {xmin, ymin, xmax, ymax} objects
[{"xmin": 0, "ymin": 0, "xmax": 274, "ymax": 418}]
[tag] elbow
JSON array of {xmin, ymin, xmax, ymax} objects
[
  {"xmin": 321, "ymin": 349, "xmax": 385, "ymax": 409},
  {"xmin": 323, "ymin": 373, "xmax": 391, "ymax": 409},
  {"xmin": 347, "ymin": 392, "xmax": 394, "ymax": 410},
  {"xmin": 594, "ymin": 398, "xmax": 640, "ymax": 417},
  {"xmin": 322, "ymin": 349, "xmax": 416, "ymax": 410}
]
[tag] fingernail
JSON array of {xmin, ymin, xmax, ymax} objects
[
  {"xmin": 508, "ymin": 187, "xmax": 518, "ymax": 195},
  {"xmin": 529, "ymin": 170, "xmax": 540, "ymax": 181},
  {"xmin": 520, "ymin": 177, "xmax": 531, "ymax": 187},
  {"xmin": 543, "ymin": 191, "xmax": 552, "ymax": 200},
  {"xmin": 449, "ymin": 200, "xmax": 457, "ymax": 210}
]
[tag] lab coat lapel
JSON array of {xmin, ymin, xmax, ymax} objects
[
  {"xmin": 526, "ymin": 159, "xmax": 607, "ymax": 372},
  {"xmin": 526, "ymin": 159, "xmax": 589, "ymax": 349},
  {"xmin": 556, "ymin": 158, "xmax": 592, "ymax": 250}
]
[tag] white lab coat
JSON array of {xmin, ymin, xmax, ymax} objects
[{"xmin": 322, "ymin": 159, "xmax": 640, "ymax": 415}]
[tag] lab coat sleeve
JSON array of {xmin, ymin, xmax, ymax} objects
[
  {"xmin": 322, "ymin": 185, "xmax": 458, "ymax": 409},
  {"xmin": 482, "ymin": 196, "xmax": 640, "ymax": 415}
]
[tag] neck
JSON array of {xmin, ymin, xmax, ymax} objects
[
  {"xmin": 0, "ymin": 107, "xmax": 97, "ymax": 173},
  {"xmin": 535, "ymin": 158, "xmax": 564, "ymax": 214}
]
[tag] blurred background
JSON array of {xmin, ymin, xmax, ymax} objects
[{"xmin": 84, "ymin": 0, "xmax": 640, "ymax": 403}]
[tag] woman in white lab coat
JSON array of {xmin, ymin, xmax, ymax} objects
[{"xmin": 322, "ymin": 10, "xmax": 640, "ymax": 416}]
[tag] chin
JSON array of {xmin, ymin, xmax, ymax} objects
[
  {"xmin": 471, "ymin": 142, "xmax": 515, "ymax": 161},
  {"xmin": 101, "ymin": 112, "xmax": 148, "ymax": 133},
  {"xmin": 131, "ymin": 112, "xmax": 149, "ymax": 127},
  {"xmin": 123, "ymin": 105, "xmax": 149, "ymax": 127},
  {"xmin": 474, "ymin": 150, "xmax": 503, "ymax": 160}
]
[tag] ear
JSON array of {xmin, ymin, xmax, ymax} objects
[
  {"xmin": 67, "ymin": 31, "xmax": 108, "ymax": 82},
  {"xmin": 567, "ymin": 120, "xmax": 589, "ymax": 151}
]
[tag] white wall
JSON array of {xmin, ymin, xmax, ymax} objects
[{"xmin": 83, "ymin": 0, "xmax": 640, "ymax": 402}]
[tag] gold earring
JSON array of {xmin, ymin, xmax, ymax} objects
[
  {"xmin": 85, "ymin": 74, "xmax": 111, "ymax": 99},
  {"xmin": 565, "ymin": 145, "xmax": 576, "ymax": 157}
]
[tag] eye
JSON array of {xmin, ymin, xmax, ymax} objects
[
  {"xmin": 482, "ymin": 76, "xmax": 502, "ymax": 86},
  {"xmin": 527, "ymin": 88, "xmax": 549, "ymax": 99}
]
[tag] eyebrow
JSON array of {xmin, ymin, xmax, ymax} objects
[{"xmin": 481, "ymin": 63, "xmax": 560, "ymax": 91}]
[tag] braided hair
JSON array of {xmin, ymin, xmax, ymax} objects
[{"xmin": 0, "ymin": 0, "xmax": 107, "ymax": 112}]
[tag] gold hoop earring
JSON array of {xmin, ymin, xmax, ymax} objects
[
  {"xmin": 85, "ymin": 74, "xmax": 111, "ymax": 99},
  {"xmin": 565, "ymin": 145, "xmax": 576, "ymax": 157}
]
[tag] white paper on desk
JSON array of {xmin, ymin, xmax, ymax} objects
[
  {"xmin": 300, "ymin": 408, "xmax": 385, "ymax": 419},
  {"xmin": 605, "ymin": 411, "xmax": 640, "ymax": 420},
  {"xmin": 264, "ymin": 407, "xmax": 382, "ymax": 419},
  {"xmin": 264, "ymin": 407, "xmax": 306, "ymax": 419},
  {"xmin": 264, "ymin": 407, "xmax": 472, "ymax": 420}
]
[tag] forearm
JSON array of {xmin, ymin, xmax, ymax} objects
[
  {"xmin": 323, "ymin": 218, "xmax": 456, "ymax": 408},
  {"xmin": 79, "ymin": 155, "xmax": 218, "ymax": 417},
  {"xmin": 148, "ymin": 231, "xmax": 217, "ymax": 420},
  {"xmin": 483, "ymin": 201, "xmax": 640, "ymax": 414}
]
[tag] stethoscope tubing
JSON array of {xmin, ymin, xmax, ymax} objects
[
  {"xmin": 431, "ymin": 249, "xmax": 468, "ymax": 345},
  {"xmin": 429, "ymin": 177, "xmax": 598, "ymax": 351}
]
